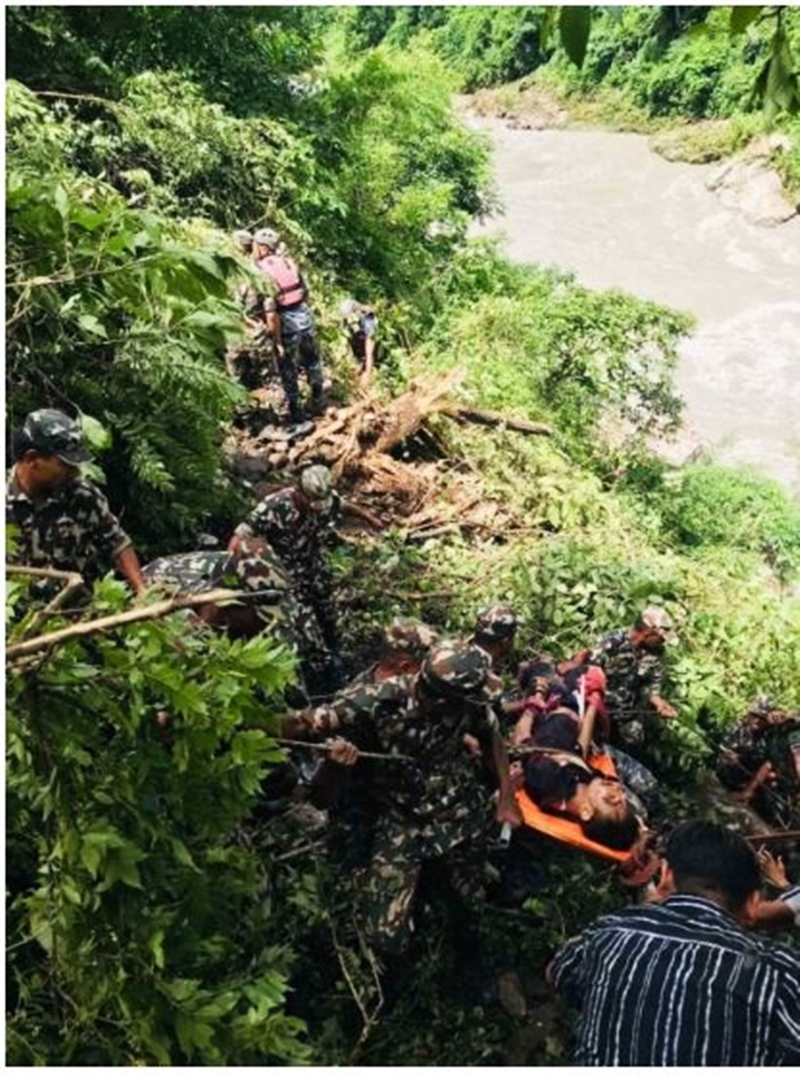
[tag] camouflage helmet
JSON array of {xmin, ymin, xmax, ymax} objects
[
  {"xmin": 299, "ymin": 464, "xmax": 334, "ymax": 512},
  {"xmin": 383, "ymin": 617, "xmax": 439, "ymax": 660},
  {"xmin": 473, "ymin": 603, "xmax": 518, "ymax": 644},
  {"xmin": 253, "ymin": 227, "xmax": 280, "ymax": 250},
  {"xmin": 639, "ymin": 605, "xmax": 674, "ymax": 636},
  {"xmin": 747, "ymin": 694, "xmax": 775, "ymax": 719},
  {"xmin": 233, "ymin": 228, "xmax": 254, "ymax": 252},
  {"xmin": 18, "ymin": 408, "xmax": 92, "ymax": 466},
  {"xmin": 419, "ymin": 639, "xmax": 493, "ymax": 701}
]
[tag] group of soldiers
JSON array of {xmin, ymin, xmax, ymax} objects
[
  {"xmin": 227, "ymin": 226, "xmax": 378, "ymax": 422},
  {"xmin": 7, "ymin": 404, "xmax": 800, "ymax": 1027},
  {"xmin": 7, "ymin": 407, "xmax": 346, "ymax": 694}
]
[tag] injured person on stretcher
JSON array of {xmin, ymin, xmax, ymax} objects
[{"xmin": 507, "ymin": 659, "xmax": 662, "ymax": 887}]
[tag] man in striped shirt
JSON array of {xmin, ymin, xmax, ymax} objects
[{"xmin": 549, "ymin": 820, "xmax": 800, "ymax": 1065}]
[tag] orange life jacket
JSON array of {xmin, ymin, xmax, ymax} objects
[
  {"xmin": 515, "ymin": 751, "xmax": 632, "ymax": 863},
  {"xmin": 256, "ymin": 254, "xmax": 306, "ymax": 308}
]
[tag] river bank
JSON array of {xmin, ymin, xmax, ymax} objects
[{"xmin": 461, "ymin": 82, "xmax": 799, "ymax": 227}]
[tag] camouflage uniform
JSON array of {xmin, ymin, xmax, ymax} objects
[
  {"xmin": 299, "ymin": 641, "xmax": 501, "ymax": 954},
  {"xmin": 473, "ymin": 604, "xmax": 518, "ymax": 647},
  {"xmin": 234, "ymin": 485, "xmax": 341, "ymax": 649},
  {"xmin": 7, "ymin": 469, "xmax": 132, "ymax": 585},
  {"xmin": 142, "ymin": 548, "xmax": 330, "ymax": 686},
  {"xmin": 591, "ymin": 630, "xmax": 666, "ymax": 748},
  {"xmin": 715, "ymin": 705, "xmax": 800, "ymax": 831}
]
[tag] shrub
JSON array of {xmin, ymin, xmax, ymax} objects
[{"xmin": 659, "ymin": 463, "xmax": 800, "ymax": 580}]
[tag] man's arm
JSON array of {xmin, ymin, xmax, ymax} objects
[
  {"xmin": 548, "ymin": 933, "xmax": 588, "ymax": 1008},
  {"xmin": 114, "ymin": 544, "xmax": 146, "ymax": 595},
  {"xmin": 488, "ymin": 730, "xmax": 522, "ymax": 827}
]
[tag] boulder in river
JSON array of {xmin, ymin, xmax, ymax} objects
[{"xmin": 706, "ymin": 134, "xmax": 797, "ymax": 227}]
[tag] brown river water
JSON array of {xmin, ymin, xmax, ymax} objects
[{"xmin": 468, "ymin": 118, "xmax": 800, "ymax": 494}]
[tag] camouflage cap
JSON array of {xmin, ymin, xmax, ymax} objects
[
  {"xmin": 383, "ymin": 617, "xmax": 439, "ymax": 659},
  {"xmin": 473, "ymin": 603, "xmax": 519, "ymax": 643},
  {"xmin": 747, "ymin": 694, "xmax": 775, "ymax": 718},
  {"xmin": 233, "ymin": 228, "xmax": 254, "ymax": 251},
  {"xmin": 640, "ymin": 605, "xmax": 674, "ymax": 635},
  {"xmin": 419, "ymin": 639, "xmax": 493, "ymax": 701},
  {"xmin": 299, "ymin": 464, "xmax": 334, "ymax": 512},
  {"xmin": 20, "ymin": 408, "xmax": 92, "ymax": 466}
]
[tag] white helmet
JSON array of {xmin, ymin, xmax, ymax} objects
[
  {"xmin": 339, "ymin": 298, "xmax": 360, "ymax": 318},
  {"xmin": 253, "ymin": 227, "xmax": 280, "ymax": 250}
]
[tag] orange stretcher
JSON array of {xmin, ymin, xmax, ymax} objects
[{"xmin": 514, "ymin": 750, "xmax": 633, "ymax": 864}]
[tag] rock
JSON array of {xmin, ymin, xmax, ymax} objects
[{"xmin": 706, "ymin": 137, "xmax": 797, "ymax": 226}]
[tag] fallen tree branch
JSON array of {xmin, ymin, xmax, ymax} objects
[
  {"xmin": 7, "ymin": 566, "xmax": 88, "ymax": 640},
  {"xmin": 6, "ymin": 588, "xmax": 252, "ymax": 661},
  {"xmin": 439, "ymin": 405, "xmax": 552, "ymax": 436},
  {"xmin": 6, "ymin": 565, "xmax": 85, "ymax": 582}
]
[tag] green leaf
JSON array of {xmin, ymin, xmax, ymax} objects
[
  {"xmin": 53, "ymin": 184, "xmax": 69, "ymax": 221},
  {"xmin": 77, "ymin": 313, "xmax": 108, "ymax": 339},
  {"xmin": 80, "ymin": 412, "xmax": 113, "ymax": 451},
  {"xmin": 559, "ymin": 6, "xmax": 592, "ymax": 68},
  {"xmin": 730, "ymin": 6, "xmax": 762, "ymax": 35}
]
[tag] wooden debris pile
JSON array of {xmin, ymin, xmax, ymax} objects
[{"xmin": 226, "ymin": 373, "xmax": 550, "ymax": 539}]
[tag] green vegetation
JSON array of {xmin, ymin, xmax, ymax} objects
[
  {"xmin": 360, "ymin": 6, "xmax": 800, "ymax": 186},
  {"xmin": 6, "ymin": 6, "xmax": 799, "ymax": 1066}
]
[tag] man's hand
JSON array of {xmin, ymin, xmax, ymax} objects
[
  {"xmin": 758, "ymin": 848, "xmax": 789, "ymax": 890},
  {"xmin": 651, "ymin": 695, "xmax": 677, "ymax": 720},
  {"xmin": 327, "ymin": 737, "xmax": 359, "ymax": 767},
  {"xmin": 496, "ymin": 792, "xmax": 523, "ymax": 829}
]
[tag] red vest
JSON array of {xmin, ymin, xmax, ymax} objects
[{"xmin": 256, "ymin": 254, "xmax": 306, "ymax": 308}]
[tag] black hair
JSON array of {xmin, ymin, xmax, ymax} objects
[
  {"xmin": 582, "ymin": 803, "xmax": 641, "ymax": 852},
  {"xmin": 518, "ymin": 659, "xmax": 557, "ymax": 695},
  {"xmin": 665, "ymin": 820, "xmax": 760, "ymax": 911}
]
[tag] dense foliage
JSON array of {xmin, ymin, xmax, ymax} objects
[{"xmin": 6, "ymin": 5, "xmax": 800, "ymax": 1067}]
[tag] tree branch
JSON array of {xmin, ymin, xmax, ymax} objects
[{"xmin": 6, "ymin": 588, "xmax": 252, "ymax": 661}]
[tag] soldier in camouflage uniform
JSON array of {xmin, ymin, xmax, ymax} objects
[
  {"xmin": 303, "ymin": 618, "xmax": 442, "ymax": 865},
  {"xmin": 715, "ymin": 696, "xmax": 800, "ymax": 831},
  {"xmin": 6, "ymin": 408, "xmax": 145, "ymax": 594},
  {"xmin": 225, "ymin": 228, "xmax": 275, "ymax": 391},
  {"xmin": 471, "ymin": 603, "xmax": 519, "ymax": 668},
  {"xmin": 284, "ymin": 640, "xmax": 522, "ymax": 955},
  {"xmin": 229, "ymin": 465, "xmax": 341, "ymax": 653},
  {"xmin": 142, "ymin": 541, "xmax": 331, "ymax": 691},
  {"xmin": 585, "ymin": 606, "xmax": 677, "ymax": 749}
]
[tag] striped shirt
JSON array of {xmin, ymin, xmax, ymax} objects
[{"xmin": 550, "ymin": 893, "xmax": 800, "ymax": 1065}]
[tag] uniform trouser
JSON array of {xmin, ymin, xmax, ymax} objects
[
  {"xmin": 298, "ymin": 571, "xmax": 337, "ymax": 651},
  {"xmin": 277, "ymin": 330, "xmax": 324, "ymax": 415},
  {"xmin": 358, "ymin": 813, "xmax": 491, "ymax": 956}
]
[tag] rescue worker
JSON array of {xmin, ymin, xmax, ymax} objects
[
  {"xmin": 226, "ymin": 228, "xmax": 273, "ymax": 390},
  {"xmin": 715, "ymin": 695, "xmax": 800, "ymax": 831},
  {"xmin": 339, "ymin": 298, "xmax": 378, "ymax": 382},
  {"xmin": 471, "ymin": 603, "xmax": 518, "ymax": 670},
  {"xmin": 252, "ymin": 228, "xmax": 324, "ymax": 425},
  {"xmin": 7, "ymin": 408, "xmax": 145, "ymax": 595},
  {"xmin": 228, "ymin": 464, "xmax": 341, "ymax": 655},
  {"xmin": 283, "ymin": 640, "xmax": 522, "ymax": 960},
  {"xmin": 141, "ymin": 540, "xmax": 331, "ymax": 692},
  {"xmin": 567, "ymin": 605, "xmax": 678, "ymax": 749}
]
